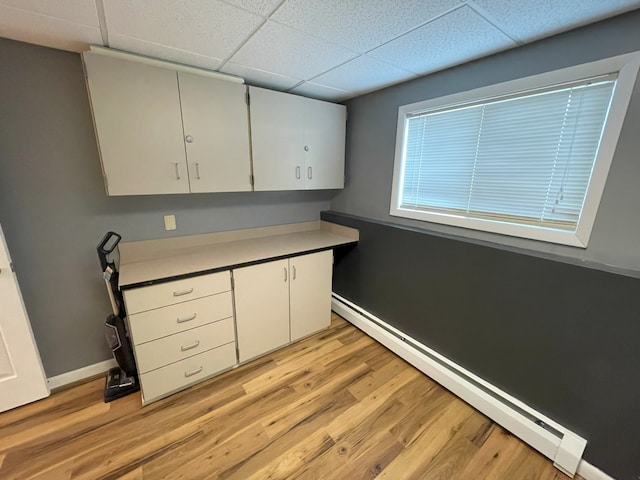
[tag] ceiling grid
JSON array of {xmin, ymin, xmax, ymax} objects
[{"xmin": 0, "ymin": 0, "xmax": 638, "ymax": 100}]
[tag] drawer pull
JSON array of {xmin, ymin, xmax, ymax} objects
[
  {"xmin": 176, "ymin": 313, "xmax": 197, "ymax": 323},
  {"xmin": 181, "ymin": 340, "xmax": 200, "ymax": 352},
  {"xmin": 173, "ymin": 288, "xmax": 194, "ymax": 297},
  {"xmin": 184, "ymin": 366, "xmax": 203, "ymax": 378}
]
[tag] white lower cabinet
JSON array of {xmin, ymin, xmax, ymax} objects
[
  {"xmin": 124, "ymin": 271, "xmax": 237, "ymax": 405},
  {"xmin": 234, "ymin": 250, "xmax": 333, "ymax": 362},
  {"xmin": 135, "ymin": 319, "xmax": 235, "ymax": 374},
  {"xmin": 123, "ymin": 251, "xmax": 334, "ymax": 405},
  {"xmin": 140, "ymin": 342, "xmax": 236, "ymax": 404},
  {"xmin": 233, "ymin": 259, "xmax": 291, "ymax": 363},
  {"xmin": 289, "ymin": 250, "xmax": 333, "ymax": 342}
]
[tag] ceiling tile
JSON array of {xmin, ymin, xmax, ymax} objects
[
  {"xmin": 221, "ymin": 0, "xmax": 282, "ymax": 17},
  {"xmin": 104, "ymin": 0, "xmax": 264, "ymax": 61},
  {"xmin": 471, "ymin": 0, "xmax": 640, "ymax": 42},
  {"xmin": 230, "ymin": 20, "xmax": 358, "ymax": 79},
  {"xmin": 0, "ymin": 4, "xmax": 102, "ymax": 52},
  {"xmin": 368, "ymin": 6, "xmax": 515, "ymax": 75},
  {"xmin": 289, "ymin": 81, "xmax": 351, "ymax": 101},
  {"xmin": 271, "ymin": 0, "xmax": 460, "ymax": 53},
  {"xmin": 0, "ymin": 0, "xmax": 99, "ymax": 27},
  {"xmin": 220, "ymin": 62, "xmax": 302, "ymax": 90},
  {"xmin": 108, "ymin": 34, "xmax": 223, "ymax": 70},
  {"xmin": 311, "ymin": 55, "xmax": 416, "ymax": 94}
]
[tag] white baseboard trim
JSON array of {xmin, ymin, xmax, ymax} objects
[
  {"xmin": 577, "ymin": 460, "xmax": 617, "ymax": 480},
  {"xmin": 332, "ymin": 293, "xmax": 588, "ymax": 478},
  {"xmin": 47, "ymin": 358, "xmax": 117, "ymax": 390}
]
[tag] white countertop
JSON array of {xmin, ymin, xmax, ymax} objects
[{"xmin": 118, "ymin": 221, "xmax": 358, "ymax": 288}]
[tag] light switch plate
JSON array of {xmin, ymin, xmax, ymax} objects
[{"xmin": 164, "ymin": 215, "xmax": 176, "ymax": 231}]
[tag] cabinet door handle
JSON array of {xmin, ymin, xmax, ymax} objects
[
  {"xmin": 173, "ymin": 288, "xmax": 194, "ymax": 297},
  {"xmin": 174, "ymin": 163, "xmax": 181, "ymax": 180},
  {"xmin": 177, "ymin": 313, "xmax": 197, "ymax": 323},
  {"xmin": 307, "ymin": 167, "xmax": 312, "ymax": 179},
  {"xmin": 292, "ymin": 265, "xmax": 297, "ymax": 280},
  {"xmin": 195, "ymin": 162, "xmax": 201, "ymax": 180},
  {"xmin": 295, "ymin": 166, "xmax": 301, "ymax": 179},
  {"xmin": 181, "ymin": 340, "xmax": 200, "ymax": 352},
  {"xmin": 284, "ymin": 267, "xmax": 288, "ymax": 282},
  {"xmin": 184, "ymin": 366, "xmax": 203, "ymax": 378},
  {"xmin": 185, "ymin": 135, "xmax": 194, "ymax": 143}
]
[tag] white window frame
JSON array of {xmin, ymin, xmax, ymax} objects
[{"xmin": 390, "ymin": 52, "xmax": 640, "ymax": 247}]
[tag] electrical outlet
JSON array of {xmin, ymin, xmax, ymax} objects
[{"xmin": 164, "ymin": 215, "xmax": 176, "ymax": 231}]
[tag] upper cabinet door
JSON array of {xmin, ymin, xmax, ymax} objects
[
  {"xmin": 303, "ymin": 98, "xmax": 346, "ymax": 190},
  {"xmin": 249, "ymin": 87, "xmax": 305, "ymax": 191},
  {"xmin": 178, "ymin": 73, "xmax": 252, "ymax": 193},
  {"xmin": 83, "ymin": 53, "xmax": 190, "ymax": 195}
]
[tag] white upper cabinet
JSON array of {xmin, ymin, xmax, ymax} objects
[
  {"xmin": 303, "ymin": 97, "xmax": 347, "ymax": 190},
  {"xmin": 250, "ymin": 87, "xmax": 305, "ymax": 191},
  {"xmin": 249, "ymin": 87, "xmax": 346, "ymax": 191},
  {"xmin": 178, "ymin": 72, "xmax": 252, "ymax": 193},
  {"xmin": 83, "ymin": 53, "xmax": 190, "ymax": 195},
  {"xmin": 83, "ymin": 52, "xmax": 251, "ymax": 196}
]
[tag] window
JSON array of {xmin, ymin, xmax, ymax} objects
[{"xmin": 390, "ymin": 53, "xmax": 640, "ymax": 247}]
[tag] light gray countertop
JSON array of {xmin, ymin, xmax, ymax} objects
[{"xmin": 118, "ymin": 221, "xmax": 359, "ymax": 289}]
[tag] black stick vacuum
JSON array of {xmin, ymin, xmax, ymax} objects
[{"xmin": 97, "ymin": 232, "xmax": 139, "ymax": 402}]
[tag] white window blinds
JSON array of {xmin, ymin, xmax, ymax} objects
[{"xmin": 400, "ymin": 77, "xmax": 616, "ymax": 231}]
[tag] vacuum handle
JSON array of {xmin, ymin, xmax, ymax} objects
[{"xmin": 97, "ymin": 231, "xmax": 122, "ymax": 272}]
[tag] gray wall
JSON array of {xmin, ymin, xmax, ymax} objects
[
  {"xmin": 332, "ymin": 10, "xmax": 640, "ymax": 275},
  {"xmin": 0, "ymin": 38, "xmax": 333, "ymax": 377},
  {"xmin": 324, "ymin": 211, "xmax": 640, "ymax": 480},
  {"xmin": 329, "ymin": 10, "xmax": 640, "ymax": 479}
]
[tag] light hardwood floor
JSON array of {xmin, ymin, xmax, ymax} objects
[{"xmin": 0, "ymin": 314, "xmax": 583, "ymax": 480}]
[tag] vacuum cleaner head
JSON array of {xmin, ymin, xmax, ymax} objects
[
  {"xmin": 104, "ymin": 367, "xmax": 139, "ymax": 402},
  {"xmin": 103, "ymin": 314, "xmax": 139, "ymax": 403}
]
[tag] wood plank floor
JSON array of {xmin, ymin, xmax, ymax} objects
[{"xmin": 0, "ymin": 314, "xmax": 583, "ymax": 480}]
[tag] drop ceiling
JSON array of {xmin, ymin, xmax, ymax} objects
[{"xmin": 1, "ymin": 0, "xmax": 639, "ymax": 101}]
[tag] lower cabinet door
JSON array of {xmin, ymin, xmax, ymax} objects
[
  {"xmin": 289, "ymin": 250, "xmax": 333, "ymax": 341},
  {"xmin": 140, "ymin": 342, "xmax": 236, "ymax": 405},
  {"xmin": 233, "ymin": 259, "xmax": 290, "ymax": 362}
]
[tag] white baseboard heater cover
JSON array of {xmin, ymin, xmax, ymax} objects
[{"xmin": 332, "ymin": 293, "xmax": 587, "ymax": 478}]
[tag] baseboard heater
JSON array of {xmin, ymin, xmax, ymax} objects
[{"xmin": 332, "ymin": 293, "xmax": 587, "ymax": 478}]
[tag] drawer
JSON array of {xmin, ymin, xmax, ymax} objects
[
  {"xmin": 140, "ymin": 342, "xmax": 236, "ymax": 405},
  {"xmin": 124, "ymin": 271, "xmax": 231, "ymax": 314},
  {"xmin": 128, "ymin": 292, "xmax": 233, "ymax": 345},
  {"xmin": 135, "ymin": 318, "xmax": 235, "ymax": 374}
]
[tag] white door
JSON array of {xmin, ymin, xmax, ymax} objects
[
  {"xmin": 289, "ymin": 251, "xmax": 333, "ymax": 341},
  {"xmin": 178, "ymin": 72, "xmax": 252, "ymax": 193},
  {"xmin": 303, "ymin": 97, "xmax": 346, "ymax": 190},
  {"xmin": 0, "ymin": 224, "xmax": 49, "ymax": 412},
  {"xmin": 250, "ymin": 87, "xmax": 305, "ymax": 191},
  {"xmin": 233, "ymin": 259, "xmax": 290, "ymax": 362},
  {"xmin": 83, "ymin": 53, "xmax": 190, "ymax": 195}
]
